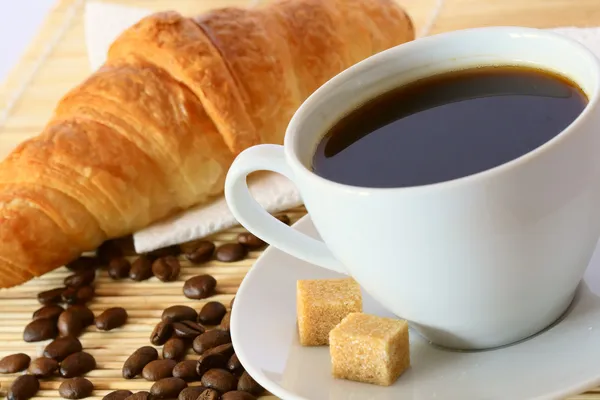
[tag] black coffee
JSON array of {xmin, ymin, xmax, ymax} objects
[{"xmin": 312, "ymin": 66, "xmax": 587, "ymax": 188}]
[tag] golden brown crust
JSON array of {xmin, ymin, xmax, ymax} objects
[{"xmin": 0, "ymin": 0, "xmax": 414, "ymax": 288}]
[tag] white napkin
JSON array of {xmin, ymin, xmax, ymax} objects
[{"xmin": 84, "ymin": 1, "xmax": 600, "ymax": 252}]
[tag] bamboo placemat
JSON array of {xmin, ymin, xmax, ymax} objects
[{"xmin": 1, "ymin": 0, "xmax": 600, "ymax": 399}]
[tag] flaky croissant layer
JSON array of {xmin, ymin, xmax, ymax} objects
[{"xmin": 0, "ymin": 0, "xmax": 414, "ymax": 287}]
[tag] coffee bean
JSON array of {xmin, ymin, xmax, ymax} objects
[
  {"xmin": 192, "ymin": 330, "xmax": 231, "ymax": 355},
  {"xmin": 67, "ymin": 305, "xmax": 95, "ymax": 326},
  {"xmin": 8, "ymin": 374, "xmax": 39, "ymax": 400},
  {"xmin": 66, "ymin": 256, "xmax": 100, "ymax": 271},
  {"xmin": 112, "ymin": 235, "xmax": 138, "ymax": 256},
  {"xmin": 152, "ymin": 256, "xmax": 181, "ymax": 282},
  {"xmin": 183, "ymin": 275, "xmax": 216, "ymax": 300},
  {"xmin": 172, "ymin": 360, "xmax": 200, "ymax": 381},
  {"xmin": 43, "ymin": 336, "xmax": 82, "ymax": 361},
  {"xmin": 124, "ymin": 391, "xmax": 150, "ymax": 400},
  {"xmin": 37, "ymin": 287, "xmax": 66, "ymax": 305},
  {"xmin": 215, "ymin": 243, "xmax": 247, "ymax": 263},
  {"xmin": 64, "ymin": 269, "xmax": 96, "ymax": 288},
  {"xmin": 0, "ymin": 353, "xmax": 30, "ymax": 373},
  {"xmin": 222, "ymin": 392, "xmax": 257, "ymax": 400},
  {"xmin": 183, "ymin": 241, "xmax": 215, "ymax": 264},
  {"xmin": 28, "ymin": 357, "xmax": 58, "ymax": 377},
  {"xmin": 197, "ymin": 389, "xmax": 220, "ymax": 400},
  {"xmin": 162, "ymin": 305, "xmax": 198, "ymax": 323},
  {"xmin": 237, "ymin": 232, "xmax": 266, "ymax": 249},
  {"xmin": 97, "ymin": 240, "xmax": 124, "ymax": 263},
  {"xmin": 59, "ymin": 377, "xmax": 94, "ymax": 399},
  {"xmin": 60, "ymin": 352, "xmax": 96, "ymax": 377},
  {"xmin": 201, "ymin": 368, "xmax": 237, "ymax": 393},
  {"xmin": 204, "ymin": 343, "xmax": 234, "ymax": 359},
  {"xmin": 130, "ymin": 255, "xmax": 154, "ymax": 281},
  {"xmin": 23, "ymin": 318, "xmax": 57, "ymax": 342},
  {"xmin": 237, "ymin": 371, "xmax": 263, "ymax": 395},
  {"xmin": 275, "ymin": 214, "xmax": 290, "ymax": 225},
  {"xmin": 198, "ymin": 302, "xmax": 227, "ymax": 325},
  {"xmin": 219, "ymin": 311, "xmax": 231, "ymax": 332},
  {"xmin": 95, "ymin": 307, "xmax": 128, "ymax": 331},
  {"xmin": 122, "ymin": 346, "xmax": 158, "ymax": 379},
  {"xmin": 148, "ymin": 245, "xmax": 182, "ymax": 259},
  {"xmin": 62, "ymin": 285, "xmax": 94, "ymax": 305},
  {"xmin": 196, "ymin": 353, "xmax": 227, "ymax": 377},
  {"xmin": 177, "ymin": 386, "xmax": 208, "ymax": 400},
  {"xmin": 108, "ymin": 258, "xmax": 131, "ymax": 280},
  {"xmin": 32, "ymin": 304, "xmax": 64, "ymax": 321},
  {"xmin": 227, "ymin": 353, "xmax": 242, "ymax": 372},
  {"xmin": 150, "ymin": 377, "xmax": 187, "ymax": 399},
  {"xmin": 103, "ymin": 390, "xmax": 133, "ymax": 400},
  {"xmin": 150, "ymin": 321, "xmax": 173, "ymax": 346},
  {"xmin": 163, "ymin": 337, "xmax": 187, "ymax": 361},
  {"xmin": 142, "ymin": 359, "xmax": 177, "ymax": 381},
  {"xmin": 58, "ymin": 307, "xmax": 93, "ymax": 337},
  {"xmin": 172, "ymin": 320, "xmax": 205, "ymax": 339}
]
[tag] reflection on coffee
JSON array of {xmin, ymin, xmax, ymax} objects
[{"xmin": 312, "ymin": 66, "xmax": 588, "ymax": 188}]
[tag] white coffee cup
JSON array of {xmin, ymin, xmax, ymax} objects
[{"xmin": 224, "ymin": 27, "xmax": 600, "ymax": 350}]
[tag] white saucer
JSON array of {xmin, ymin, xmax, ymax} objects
[{"xmin": 231, "ymin": 216, "xmax": 600, "ymax": 400}]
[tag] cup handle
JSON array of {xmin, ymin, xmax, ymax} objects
[{"xmin": 225, "ymin": 144, "xmax": 348, "ymax": 275}]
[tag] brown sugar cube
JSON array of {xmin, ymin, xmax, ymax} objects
[
  {"xmin": 296, "ymin": 278, "xmax": 362, "ymax": 346},
  {"xmin": 329, "ymin": 313, "xmax": 410, "ymax": 386}
]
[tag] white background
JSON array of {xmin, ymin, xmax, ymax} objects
[{"xmin": 0, "ymin": 0, "xmax": 55, "ymax": 83}]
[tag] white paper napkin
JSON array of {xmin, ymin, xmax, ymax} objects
[{"xmin": 84, "ymin": 2, "xmax": 600, "ymax": 253}]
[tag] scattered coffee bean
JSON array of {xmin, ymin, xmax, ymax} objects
[
  {"xmin": 183, "ymin": 241, "xmax": 215, "ymax": 264},
  {"xmin": 142, "ymin": 359, "xmax": 177, "ymax": 381},
  {"xmin": 152, "ymin": 256, "xmax": 181, "ymax": 282},
  {"xmin": 222, "ymin": 391, "xmax": 257, "ymax": 400},
  {"xmin": 197, "ymin": 389, "xmax": 220, "ymax": 400},
  {"xmin": 227, "ymin": 353, "xmax": 242, "ymax": 372},
  {"xmin": 97, "ymin": 240, "xmax": 124, "ymax": 263},
  {"xmin": 103, "ymin": 390, "xmax": 133, "ymax": 400},
  {"xmin": 130, "ymin": 255, "xmax": 154, "ymax": 281},
  {"xmin": 61, "ymin": 285, "xmax": 94, "ymax": 305},
  {"xmin": 172, "ymin": 320, "xmax": 205, "ymax": 339},
  {"xmin": 192, "ymin": 330, "xmax": 231, "ymax": 355},
  {"xmin": 43, "ymin": 336, "xmax": 83, "ymax": 361},
  {"xmin": 58, "ymin": 307, "xmax": 92, "ymax": 337},
  {"xmin": 215, "ymin": 243, "xmax": 247, "ymax": 263},
  {"xmin": 237, "ymin": 232, "xmax": 266, "ymax": 249},
  {"xmin": 162, "ymin": 305, "xmax": 198, "ymax": 323},
  {"xmin": 8, "ymin": 374, "xmax": 39, "ymax": 400},
  {"xmin": 177, "ymin": 386, "xmax": 208, "ymax": 400},
  {"xmin": 59, "ymin": 377, "xmax": 94, "ymax": 399},
  {"xmin": 237, "ymin": 371, "xmax": 263, "ymax": 395},
  {"xmin": 28, "ymin": 357, "xmax": 59, "ymax": 377},
  {"xmin": 23, "ymin": 318, "xmax": 57, "ymax": 342},
  {"xmin": 37, "ymin": 287, "xmax": 66, "ymax": 305},
  {"xmin": 204, "ymin": 343, "xmax": 235, "ymax": 359},
  {"xmin": 124, "ymin": 391, "xmax": 150, "ymax": 400},
  {"xmin": 148, "ymin": 245, "xmax": 182, "ymax": 260},
  {"xmin": 108, "ymin": 258, "xmax": 131, "ymax": 280},
  {"xmin": 150, "ymin": 377, "xmax": 187, "ymax": 399},
  {"xmin": 219, "ymin": 311, "xmax": 231, "ymax": 332},
  {"xmin": 163, "ymin": 337, "xmax": 187, "ymax": 361},
  {"xmin": 183, "ymin": 275, "xmax": 216, "ymax": 300},
  {"xmin": 150, "ymin": 321, "xmax": 173, "ymax": 346},
  {"xmin": 67, "ymin": 305, "xmax": 95, "ymax": 326},
  {"xmin": 201, "ymin": 368, "xmax": 237, "ymax": 393},
  {"xmin": 0, "ymin": 353, "xmax": 30, "ymax": 373},
  {"xmin": 112, "ymin": 236, "xmax": 138, "ymax": 256},
  {"xmin": 60, "ymin": 352, "xmax": 96, "ymax": 378},
  {"xmin": 196, "ymin": 353, "xmax": 227, "ymax": 376},
  {"xmin": 122, "ymin": 346, "xmax": 159, "ymax": 379},
  {"xmin": 66, "ymin": 256, "xmax": 100, "ymax": 271},
  {"xmin": 198, "ymin": 302, "xmax": 227, "ymax": 325},
  {"xmin": 275, "ymin": 214, "xmax": 290, "ymax": 225},
  {"xmin": 95, "ymin": 307, "xmax": 128, "ymax": 331},
  {"xmin": 173, "ymin": 360, "xmax": 200, "ymax": 381},
  {"xmin": 64, "ymin": 269, "xmax": 96, "ymax": 288},
  {"xmin": 32, "ymin": 304, "xmax": 64, "ymax": 321}
]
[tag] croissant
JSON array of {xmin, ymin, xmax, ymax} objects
[{"xmin": 0, "ymin": 0, "xmax": 414, "ymax": 287}]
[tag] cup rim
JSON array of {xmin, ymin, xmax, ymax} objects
[{"xmin": 284, "ymin": 26, "xmax": 600, "ymax": 193}]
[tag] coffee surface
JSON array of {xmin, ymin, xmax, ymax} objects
[{"xmin": 312, "ymin": 66, "xmax": 587, "ymax": 188}]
